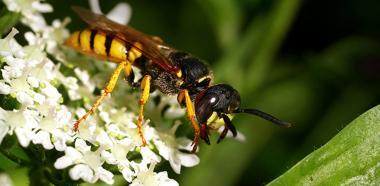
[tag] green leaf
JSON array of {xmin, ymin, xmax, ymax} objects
[
  {"xmin": 0, "ymin": 8, "xmax": 21, "ymax": 36},
  {"xmin": 268, "ymin": 105, "xmax": 380, "ymax": 186}
]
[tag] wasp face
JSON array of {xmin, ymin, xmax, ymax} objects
[
  {"xmin": 169, "ymin": 52, "xmax": 212, "ymax": 94},
  {"xmin": 194, "ymin": 84, "xmax": 290, "ymax": 145},
  {"xmin": 194, "ymin": 84, "xmax": 240, "ymax": 124}
]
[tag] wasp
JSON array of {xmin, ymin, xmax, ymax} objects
[{"xmin": 65, "ymin": 7, "xmax": 291, "ymax": 152}]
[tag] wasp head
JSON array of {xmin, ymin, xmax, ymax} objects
[
  {"xmin": 194, "ymin": 84, "xmax": 291, "ymax": 144},
  {"xmin": 194, "ymin": 84, "xmax": 240, "ymax": 124}
]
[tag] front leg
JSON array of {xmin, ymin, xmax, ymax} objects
[
  {"xmin": 178, "ymin": 89, "xmax": 200, "ymax": 153},
  {"xmin": 200, "ymin": 123, "xmax": 210, "ymax": 145},
  {"xmin": 216, "ymin": 113, "xmax": 237, "ymax": 143}
]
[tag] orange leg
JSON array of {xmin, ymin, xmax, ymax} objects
[
  {"xmin": 137, "ymin": 75, "xmax": 152, "ymax": 146},
  {"xmin": 73, "ymin": 61, "xmax": 127, "ymax": 131},
  {"xmin": 178, "ymin": 89, "xmax": 200, "ymax": 153}
]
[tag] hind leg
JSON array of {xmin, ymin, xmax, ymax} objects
[
  {"xmin": 74, "ymin": 61, "xmax": 127, "ymax": 131},
  {"xmin": 137, "ymin": 75, "xmax": 152, "ymax": 145}
]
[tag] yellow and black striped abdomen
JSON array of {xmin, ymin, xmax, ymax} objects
[{"xmin": 64, "ymin": 29, "xmax": 143, "ymax": 63}]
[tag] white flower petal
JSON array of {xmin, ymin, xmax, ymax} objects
[
  {"xmin": 52, "ymin": 130, "xmax": 70, "ymax": 151},
  {"xmin": 33, "ymin": 131, "xmax": 54, "ymax": 150},
  {"xmin": 178, "ymin": 153, "xmax": 200, "ymax": 167},
  {"xmin": 15, "ymin": 127, "xmax": 32, "ymax": 147},
  {"xmin": 106, "ymin": 3, "xmax": 132, "ymax": 25},
  {"xmin": 24, "ymin": 32, "xmax": 38, "ymax": 45},
  {"xmin": 234, "ymin": 130, "xmax": 246, "ymax": 142},
  {"xmin": 31, "ymin": 92, "xmax": 45, "ymax": 105},
  {"xmin": 69, "ymin": 164, "xmax": 98, "ymax": 183},
  {"xmin": 54, "ymin": 156, "xmax": 74, "ymax": 169},
  {"xmin": 131, "ymin": 163, "xmax": 178, "ymax": 186},
  {"xmin": 89, "ymin": 0, "xmax": 102, "ymax": 14},
  {"xmin": 141, "ymin": 146, "xmax": 161, "ymax": 163},
  {"xmin": 97, "ymin": 167, "xmax": 114, "ymax": 185},
  {"xmin": 176, "ymin": 137, "xmax": 194, "ymax": 151},
  {"xmin": 101, "ymin": 150, "xmax": 117, "ymax": 165},
  {"xmin": 16, "ymin": 91, "xmax": 34, "ymax": 105},
  {"xmin": 121, "ymin": 166, "xmax": 135, "ymax": 182},
  {"xmin": 65, "ymin": 147, "xmax": 83, "ymax": 160},
  {"xmin": 0, "ymin": 82, "xmax": 11, "ymax": 94},
  {"xmin": 0, "ymin": 173, "xmax": 13, "ymax": 186},
  {"xmin": 96, "ymin": 130, "xmax": 112, "ymax": 148},
  {"xmin": 155, "ymin": 142, "xmax": 170, "ymax": 160},
  {"xmin": 31, "ymin": 1, "xmax": 53, "ymax": 13},
  {"xmin": 41, "ymin": 83, "xmax": 61, "ymax": 105},
  {"xmin": 168, "ymin": 155, "xmax": 182, "ymax": 174},
  {"xmin": 75, "ymin": 138, "xmax": 91, "ymax": 153},
  {"xmin": 27, "ymin": 77, "xmax": 39, "ymax": 88},
  {"xmin": 217, "ymin": 127, "xmax": 246, "ymax": 142},
  {"xmin": 155, "ymin": 171, "xmax": 179, "ymax": 186}
]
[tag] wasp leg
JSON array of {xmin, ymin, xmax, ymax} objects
[
  {"xmin": 74, "ymin": 61, "xmax": 127, "ymax": 131},
  {"xmin": 137, "ymin": 75, "xmax": 152, "ymax": 146},
  {"xmin": 221, "ymin": 114, "xmax": 237, "ymax": 136},
  {"xmin": 216, "ymin": 114, "xmax": 237, "ymax": 143},
  {"xmin": 178, "ymin": 89, "xmax": 200, "ymax": 153},
  {"xmin": 200, "ymin": 123, "xmax": 210, "ymax": 145},
  {"xmin": 217, "ymin": 125, "xmax": 229, "ymax": 144}
]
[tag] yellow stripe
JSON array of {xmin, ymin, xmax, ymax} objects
[
  {"xmin": 109, "ymin": 38, "xmax": 127, "ymax": 61},
  {"xmin": 128, "ymin": 42, "xmax": 143, "ymax": 62},
  {"xmin": 93, "ymin": 32, "xmax": 107, "ymax": 56},
  {"xmin": 79, "ymin": 29, "xmax": 92, "ymax": 52},
  {"xmin": 64, "ymin": 31, "xmax": 80, "ymax": 48}
]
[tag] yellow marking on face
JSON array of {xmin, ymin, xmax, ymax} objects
[
  {"xmin": 93, "ymin": 32, "xmax": 107, "ymax": 56},
  {"xmin": 207, "ymin": 112, "xmax": 234, "ymax": 130},
  {"xmin": 109, "ymin": 38, "xmax": 127, "ymax": 61},
  {"xmin": 79, "ymin": 29, "xmax": 92, "ymax": 52}
]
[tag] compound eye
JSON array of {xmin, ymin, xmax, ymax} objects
[{"xmin": 195, "ymin": 93, "xmax": 219, "ymax": 123}]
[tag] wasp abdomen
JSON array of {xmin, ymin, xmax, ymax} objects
[{"xmin": 65, "ymin": 29, "xmax": 142, "ymax": 63}]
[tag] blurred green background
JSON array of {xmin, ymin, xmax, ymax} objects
[{"xmin": 3, "ymin": 0, "xmax": 380, "ymax": 185}]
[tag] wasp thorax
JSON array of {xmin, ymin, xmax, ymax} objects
[
  {"xmin": 194, "ymin": 84, "xmax": 241, "ymax": 124},
  {"xmin": 169, "ymin": 52, "xmax": 212, "ymax": 92}
]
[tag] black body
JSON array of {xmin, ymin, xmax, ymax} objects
[
  {"xmin": 133, "ymin": 51, "xmax": 212, "ymax": 96},
  {"xmin": 131, "ymin": 51, "xmax": 290, "ymax": 145}
]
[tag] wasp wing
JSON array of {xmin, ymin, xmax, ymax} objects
[{"xmin": 72, "ymin": 6, "xmax": 179, "ymax": 73}]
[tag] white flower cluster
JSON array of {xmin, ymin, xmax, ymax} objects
[{"xmin": 0, "ymin": 0, "xmax": 199, "ymax": 185}]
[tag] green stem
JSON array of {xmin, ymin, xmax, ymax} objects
[
  {"xmin": 0, "ymin": 148, "xmax": 30, "ymax": 166},
  {"xmin": 244, "ymin": 0, "xmax": 301, "ymax": 95}
]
